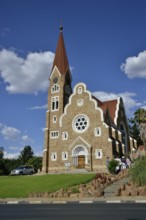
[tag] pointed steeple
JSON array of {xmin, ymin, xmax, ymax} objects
[{"xmin": 52, "ymin": 26, "xmax": 70, "ymax": 75}]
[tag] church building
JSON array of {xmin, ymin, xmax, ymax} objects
[{"xmin": 42, "ymin": 27, "xmax": 136, "ymax": 173}]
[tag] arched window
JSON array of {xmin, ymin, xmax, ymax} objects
[
  {"xmin": 51, "ymin": 96, "xmax": 59, "ymax": 111},
  {"xmin": 51, "ymin": 84, "xmax": 60, "ymax": 93}
]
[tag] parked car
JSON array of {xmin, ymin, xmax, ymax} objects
[{"xmin": 10, "ymin": 165, "xmax": 35, "ymax": 175}]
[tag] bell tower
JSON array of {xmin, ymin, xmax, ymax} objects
[{"xmin": 42, "ymin": 27, "xmax": 72, "ymax": 173}]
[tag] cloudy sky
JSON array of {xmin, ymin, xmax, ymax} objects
[{"xmin": 0, "ymin": 0, "xmax": 146, "ymax": 158}]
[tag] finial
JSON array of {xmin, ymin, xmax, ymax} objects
[
  {"xmin": 59, "ymin": 25, "xmax": 63, "ymax": 31},
  {"xmin": 59, "ymin": 19, "xmax": 63, "ymax": 31}
]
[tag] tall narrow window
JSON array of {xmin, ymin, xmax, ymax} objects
[
  {"xmin": 62, "ymin": 132, "xmax": 68, "ymax": 140},
  {"xmin": 53, "ymin": 116, "xmax": 57, "ymax": 123},
  {"xmin": 94, "ymin": 127, "xmax": 101, "ymax": 136},
  {"xmin": 95, "ymin": 149, "xmax": 102, "ymax": 159},
  {"xmin": 51, "ymin": 84, "xmax": 60, "ymax": 93},
  {"xmin": 51, "ymin": 152, "xmax": 57, "ymax": 161},
  {"xmin": 62, "ymin": 152, "xmax": 68, "ymax": 160},
  {"xmin": 51, "ymin": 96, "xmax": 59, "ymax": 111},
  {"xmin": 78, "ymin": 87, "xmax": 82, "ymax": 94}
]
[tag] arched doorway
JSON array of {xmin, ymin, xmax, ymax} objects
[
  {"xmin": 72, "ymin": 146, "xmax": 88, "ymax": 169},
  {"xmin": 78, "ymin": 155, "xmax": 85, "ymax": 168}
]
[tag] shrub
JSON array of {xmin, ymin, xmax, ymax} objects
[
  {"xmin": 71, "ymin": 187, "xmax": 79, "ymax": 194},
  {"xmin": 108, "ymin": 159, "xmax": 119, "ymax": 174},
  {"xmin": 129, "ymin": 156, "xmax": 146, "ymax": 186},
  {"xmin": 28, "ymin": 157, "xmax": 42, "ymax": 173},
  {"xmin": 0, "ymin": 169, "xmax": 4, "ymax": 176}
]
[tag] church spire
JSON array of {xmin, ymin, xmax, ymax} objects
[{"xmin": 52, "ymin": 26, "xmax": 70, "ymax": 75}]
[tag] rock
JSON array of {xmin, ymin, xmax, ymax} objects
[
  {"xmin": 131, "ymin": 189, "xmax": 138, "ymax": 196},
  {"xmin": 120, "ymin": 189, "xmax": 131, "ymax": 196},
  {"xmin": 42, "ymin": 192, "xmax": 49, "ymax": 197},
  {"xmin": 115, "ymin": 188, "xmax": 121, "ymax": 196},
  {"xmin": 120, "ymin": 184, "xmax": 125, "ymax": 190},
  {"xmin": 95, "ymin": 188, "xmax": 104, "ymax": 197},
  {"xmin": 69, "ymin": 193, "xmax": 78, "ymax": 198},
  {"xmin": 62, "ymin": 192, "xmax": 69, "ymax": 198},
  {"xmin": 78, "ymin": 192, "xmax": 85, "ymax": 198},
  {"xmin": 138, "ymin": 188, "xmax": 146, "ymax": 196}
]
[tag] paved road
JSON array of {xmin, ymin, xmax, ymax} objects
[{"xmin": 0, "ymin": 203, "xmax": 146, "ymax": 220}]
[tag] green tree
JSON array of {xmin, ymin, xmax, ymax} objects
[
  {"xmin": 18, "ymin": 146, "xmax": 34, "ymax": 164},
  {"xmin": 0, "ymin": 147, "xmax": 4, "ymax": 159},
  {"xmin": 3, "ymin": 158, "xmax": 21, "ymax": 175},
  {"xmin": 128, "ymin": 118, "xmax": 143, "ymax": 146},
  {"xmin": 134, "ymin": 108, "xmax": 146, "ymax": 124},
  {"xmin": 28, "ymin": 156, "xmax": 42, "ymax": 172},
  {"xmin": 129, "ymin": 108, "xmax": 146, "ymax": 147},
  {"xmin": 0, "ymin": 159, "xmax": 5, "ymax": 175}
]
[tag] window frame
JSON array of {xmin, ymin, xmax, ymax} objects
[
  {"xmin": 51, "ymin": 84, "xmax": 60, "ymax": 93},
  {"xmin": 51, "ymin": 152, "xmax": 57, "ymax": 161},
  {"xmin": 72, "ymin": 114, "xmax": 89, "ymax": 133},
  {"xmin": 62, "ymin": 132, "xmax": 68, "ymax": 140},
  {"xmin": 95, "ymin": 149, "xmax": 103, "ymax": 159},
  {"xmin": 50, "ymin": 131, "xmax": 59, "ymax": 139},
  {"xmin": 53, "ymin": 116, "xmax": 57, "ymax": 123},
  {"xmin": 51, "ymin": 96, "xmax": 59, "ymax": 111},
  {"xmin": 94, "ymin": 127, "xmax": 101, "ymax": 136},
  {"xmin": 77, "ymin": 86, "xmax": 83, "ymax": 94},
  {"xmin": 62, "ymin": 152, "xmax": 68, "ymax": 160}
]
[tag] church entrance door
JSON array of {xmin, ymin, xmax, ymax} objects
[{"xmin": 78, "ymin": 155, "xmax": 85, "ymax": 168}]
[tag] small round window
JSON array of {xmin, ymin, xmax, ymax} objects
[{"xmin": 73, "ymin": 115, "xmax": 89, "ymax": 133}]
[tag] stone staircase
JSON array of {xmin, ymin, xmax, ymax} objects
[{"xmin": 104, "ymin": 176, "xmax": 131, "ymax": 197}]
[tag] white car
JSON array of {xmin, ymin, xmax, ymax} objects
[{"xmin": 10, "ymin": 165, "xmax": 35, "ymax": 175}]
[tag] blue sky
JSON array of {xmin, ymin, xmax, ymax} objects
[{"xmin": 0, "ymin": 0, "xmax": 146, "ymax": 158}]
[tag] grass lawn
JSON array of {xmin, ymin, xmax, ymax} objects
[{"xmin": 0, "ymin": 173, "xmax": 95, "ymax": 198}]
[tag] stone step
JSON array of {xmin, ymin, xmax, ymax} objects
[{"xmin": 104, "ymin": 176, "xmax": 131, "ymax": 197}]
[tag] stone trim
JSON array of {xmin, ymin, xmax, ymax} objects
[
  {"xmin": 60, "ymin": 82, "xmax": 104, "ymax": 127},
  {"xmin": 114, "ymin": 97, "xmax": 120, "ymax": 125},
  {"xmin": 50, "ymin": 66, "xmax": 61, "ymax": 80},
  {"xmin": 69, "ymin": 136, "xmax": 91, "ymax": 150}
]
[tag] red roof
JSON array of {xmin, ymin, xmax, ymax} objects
[
  {"xmin": 101, "ymin": 100, "xmax": 118, "ymax": 122},
  {"xmin": 92, "ymin": 95, "xmax": 118, "ymax": 123},
  {"xmin": 52, "ymin": 29, "xmax": 69, "ymax": 75}
]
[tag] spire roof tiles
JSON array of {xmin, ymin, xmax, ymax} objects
[{"xmin": 52, "ymin": 27, "xmax": 70, "ymax": 75}]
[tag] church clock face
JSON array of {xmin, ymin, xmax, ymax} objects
[{"xmin": 53, "ymin": 77, "xmax": 58, "ymax": 84}]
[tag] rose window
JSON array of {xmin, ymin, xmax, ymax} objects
[{"xmin": 73, "ymin": 115, "xmax": 89, "ymax": 133}]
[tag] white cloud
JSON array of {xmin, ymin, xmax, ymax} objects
[
  {"xmin": 121, "ymin": 50, "xmax": 146, "ymax": 79},
  {"xmin": 141, "ymin": 105, "xmax": 146, "ymax": 110},
  {"xmin": 22, "ymin": 135, "xmax": 33, "ymax": 143},
  {"xmin": 92, "ymin": 91, "xmax": 141, "ymax": 115},
  {"xmin": 9, "ymin": 146, "xmax": 20, "ymax": 150},
  {"xmin": 0, "ymin": 124, "xmax": 33, "ymax": 143},
  {"xmin": 0, "ymin": 49, "xmax": 54, "ymax": 94},
  {"xmin": 28, "ymin": 104, "xmax": 47, "ymax": 110},
  {"xmin": 1, "ymin": 125, "xmax": 21, "ymax": 140},
  {"xmin": 4, "ymin": 151, "xmax": 19, "ymax": 159},
  {"xmin": 34, "ymin": 150, "xmax": 43, "ymax": 157}
]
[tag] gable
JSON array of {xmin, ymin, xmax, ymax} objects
[
  {"xmin": 69, "ymin": 136, "xmax": 91, "ymax": 149},
  {"xmin": 60, "ymin": 82, "xmax": 104, "ymax": 127}
]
